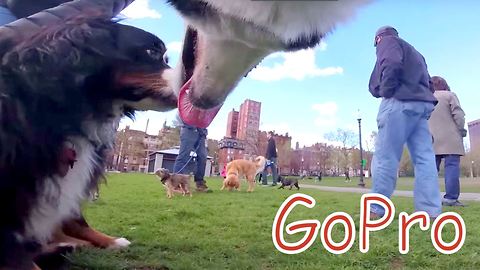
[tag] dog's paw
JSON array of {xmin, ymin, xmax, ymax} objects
[{"xmin": 107, "ymin": 237, "xmax": 131, "ymax": 249}]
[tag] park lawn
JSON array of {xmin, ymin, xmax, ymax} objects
[
  {"xmin": 69, "ymin": 174, "xmax": 480, "ymax": 270},
  {"xmin": 301, "ymin": 176, "xmax": 480, "ymax": 193}
]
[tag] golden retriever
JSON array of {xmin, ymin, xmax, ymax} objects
[{"xmin": 221, "ymin": 156, "xmax": 266, "ymax": 192}]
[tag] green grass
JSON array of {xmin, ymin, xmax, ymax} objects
[
  {"xmin": 69, "ymin": 174, "xmax": 480, "ymax": 270},
  {"xmin": 301, "ymin": 176, "xmax": 480, "ymax": 193}
]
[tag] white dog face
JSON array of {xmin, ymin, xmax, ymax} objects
[{"xmin": 167, "ymin": 0, "xmax": 372, "ymax": 128}]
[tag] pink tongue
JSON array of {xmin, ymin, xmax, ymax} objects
[{"xmin": 178, "ymin": 78, "xmax": 222, "ymax": 128}]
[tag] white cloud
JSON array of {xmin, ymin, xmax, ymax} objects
[
  {"xmin": 248, "ymin": 43, "xmax": 342, "ymax": 82},
  {"xmin": 318, "ymin": 41, "xmax": 328, "ymax": 51},
  {"xmin": 121, "ymin": 0, "xmax": 161, "ymax": 19},
  {"xmin": 167, "ymin": 41, "xmax": 182, "ymax": 54},
  {"xmin": 291, "ymin": 132, "xmax": 327, "ymax": 148},
  {"xmin": 312, "ymin": 102, "xmax": 338, "ymax": 129},
  {"xmin": 205, "ymin": 124, "xmax": 226, "ymax": 141}
]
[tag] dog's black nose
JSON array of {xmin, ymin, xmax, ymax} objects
[{"xmin": 190, "ymin": 93, "xmax": 221, "ymax": 110}]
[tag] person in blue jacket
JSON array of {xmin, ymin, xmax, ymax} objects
[{"xmin": 368, "ymin": 26, "xmax": 441, "ymax": 219}]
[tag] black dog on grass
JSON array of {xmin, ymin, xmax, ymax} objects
[{"xmin": 277, "ymin": 176, "xmax": 300, "ymax": 190}]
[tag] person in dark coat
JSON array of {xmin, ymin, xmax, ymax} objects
[
  {"xmin": 261, "ymin": 131, "xmax": 279, "ymax": 186},
  {"xmin": 345, "ymin": 170, "xmax": 351, "ymax": 182},
  {"xmin": 368, "ymin": 26, "xmax": 441, "ymax": 219}
]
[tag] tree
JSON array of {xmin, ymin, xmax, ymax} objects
[
  {"xmin": 364, "ymin": 131, "xmax": 377, "ymax": 152},
  {"xmin": 325, "ymin": 129, "xmax": 357, "ymax": 173},
  {"xmin": 206, "ymin": 139, "xmax": 219, "ymax": 158},
  {"xmin": 364, "ymin": 131, "xmax": 377, "ymax": 175},
  {"xmin": 350, "ymin": 148, "xmax": 360, "ymax": 176},
  {"xmin": 325, "ymin": 147, "xmax": 344, "ymax": 175},
  {"xmin": 206, "ymin": 139, "xmax": 220, "ymax": 173},
  {"xmin": 313, "ymin": 143, "xmax": 331, "ymax": 174},
  {"xmin": 399, "ymin": 147, "xmax": 414, "ymax": 177},
  {"xmin": 325, "ymin": 129, "xmax": 357, "ymax": 148},
  {"xmin": 158, "ymin": 125, "xmax": 180, "ymax": 150},
  {"xmin": 461, "ymin": 148, "xmax": 480, "ymax": 177}
]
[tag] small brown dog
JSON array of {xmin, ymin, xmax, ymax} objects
[
  {"xmin": 155, "ymin": 168, "xmax": 192, "ymax": 198},
  {"xmin": 221, "ymin": 156, "xmax": 266, "ymax": 192}
]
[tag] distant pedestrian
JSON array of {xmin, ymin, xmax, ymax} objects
[
  {"xmin": 345, "ymin": 170, "xmax": 351, "ymax": 182},
  {"xmin": 429, "ymin": 76, "xmax": 467, "ymax": 207},
  {"xmin": 261, "ymin": 131, "xmax": 279, "ymax": 186}
]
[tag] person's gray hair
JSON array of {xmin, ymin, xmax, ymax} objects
[{"xmin": 375, "ymin": 26, "xmax": 399, "ymax": 37}]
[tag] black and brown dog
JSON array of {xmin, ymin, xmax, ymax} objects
[
  {"xmin": 277, "ymin": 176, "xmax": 300, "ymax": 190},
  {"xmin": 155, "ymin": 168, "xmax": 192, "ymax": 198},
  {"xmin": 0, "ymin": 3, "xmax": 176, "ymax": 269}
]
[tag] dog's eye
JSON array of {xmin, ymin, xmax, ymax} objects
[{"xmin": 146, "ymin": 49, "xmax": 162, "ymax": 60}]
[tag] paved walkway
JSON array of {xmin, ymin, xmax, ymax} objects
[{"xmin": 302, "ymin": 184, "xmax": 480, "ymax": 202}]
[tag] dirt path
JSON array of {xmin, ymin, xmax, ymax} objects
[{"xmin": 302, "ymin": 184, "xmax": 480, "ymax": 201}]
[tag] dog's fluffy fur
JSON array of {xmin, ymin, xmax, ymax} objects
[
  {"xmin": 167, "ymin": 0, "xmax": 372, "ymax": 126},
  {"xmin": 0, "ymin": 12, "xmax": 175, "ymax": 268},
  {"xmin": 277, "ymin": 176, "xmax": 300, "ymax": 190},
  {"xmin": 155, "ymin": 168, "xmax": 192, "ymax": 198},
  {"xmin": 221, "ymin": 156, "xmax": 266, "ymax": 192}
]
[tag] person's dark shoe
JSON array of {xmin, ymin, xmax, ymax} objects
[
  {"xmin": 271, "ymin": 183, "xmax": 277, "ymax": 186},
  {"xmin": 442, "ymin": 200, "xmax": 466, "ymax": 207},
  {"xmin": 195, "ymin": 181, "xmax": 213, "ymax": 193}
]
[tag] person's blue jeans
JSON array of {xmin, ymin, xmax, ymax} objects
[
  {"xmin": 173, "ymin": 126, "xmax": 207, "ymax": 183},
  {"xmin": 371, "ymin": 98, "xmax": 441, "ymax": 218},
  {"xmin": 262, "ymin": 157, "xmax": 278, "ymax": 185},
  {"xmin": 0, "ymin": 6, "xmax": 17, "ymax": 26},
  {"xmin": 436, "ymin": 155, "xmax": 461, "ymax": 201}
]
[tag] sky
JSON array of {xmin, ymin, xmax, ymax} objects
[{"xmin": 118, "ymin": 0, "xmax": 480, "ymax": 148}]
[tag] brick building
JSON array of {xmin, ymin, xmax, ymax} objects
[
  {"xmin": 469, "ymin": 119, "xmax": 480, "ymax": 152},
  {"xmin": 237, "ymin": 99, "xmax": 261, "ymax": 155},
  {"xmin": 218, "ymin": 137, "xmax": 246, "ymax": 169},
  {"xmin": 218, "ymin": 100, "xmax": 261, "ymax": 169},
  {"xmin": 218, "ymin": 99, "xmax": 292, "ymax": 174},
  {"xmin": 226, "ymin": 109, "xmax": 239, "ymax": 138},
  {"xmin": 290, "ymin": 143, "xmax": 332, "ymax": 176}
]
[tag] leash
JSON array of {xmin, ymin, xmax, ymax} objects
[
  {"xmin": 173, "ymin": 144, "xmax": 199, "ymax": 174},
  {"xmin": 173, "ymin": 134, "xmax": 202, "ymax": 174}
]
